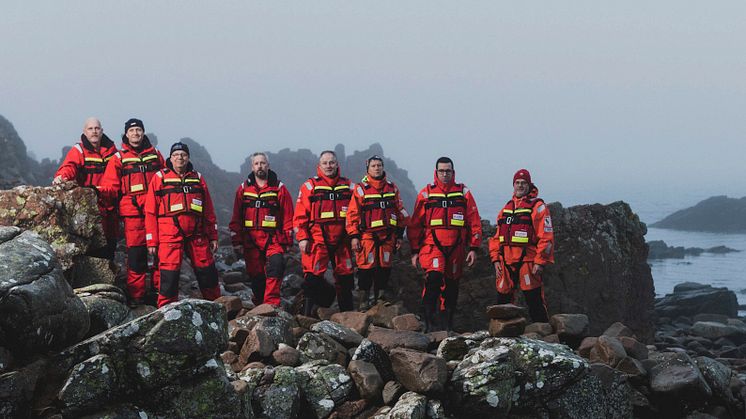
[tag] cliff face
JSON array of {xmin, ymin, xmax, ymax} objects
[
  {"xmin": 651, "ymin": 195, "xmax": 746, "ymax": 233},
  {"xmin": 390, "ymin": 201, "xmax": 656, "ymax": 342},
  {"xmin": 0, "ymin": 115, "xmax": 39, "ymax": 188}
]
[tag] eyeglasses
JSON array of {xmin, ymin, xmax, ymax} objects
[{"xmin": 437, "ymin": 169, "xmax": 453, "ymax": 174}]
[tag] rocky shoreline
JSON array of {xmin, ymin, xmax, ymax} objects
[{"xmin": 1, "ymin": 186, "xmax": 745, "ymax": 418}]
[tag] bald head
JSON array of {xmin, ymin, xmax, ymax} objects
[{"xmin": 82, "ymin": 117, "xmax": 103, "ymax": 149}]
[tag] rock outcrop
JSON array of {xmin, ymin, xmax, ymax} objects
[
  {"xmin": 390, "ymin": 201, "xmax": 656, "ymax": 342},
  {"xmin": 656, "ymin": 282, "xmax": 739, "ymax": 319},
  {"xmin": 651, "ymin": 195, "xmax": 746, "ymax": 233},
  {"xmin": 0, "ymin": 115, "xmax": 40, "ymax": 189}
]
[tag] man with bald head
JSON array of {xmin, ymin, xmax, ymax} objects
[{"xmin": 54, "ymin": 117, "xmax": 119, "ymax": 259}]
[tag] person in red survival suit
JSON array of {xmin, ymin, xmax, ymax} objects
[
  {"xmin": 144, "ymin": 142, "xmax": 220, "ymax": 308},
  {"xmin": 408, "ymin": 157, "xmax": 482, "ymax": 332},
  {"xmin": 99, "ymin": 118, "xmax": 165, "ymax": 306},
  {"xmin": 489, "ymin": 169, "xmax": 554, "ymax": 323},
  {"xmin": 229, "ymin": 152, "xmax": 294, "ymax": 307},
  {"xmin": 294, "ymin": 150, "xmax": 355, "ymax": 315},
  {"xmin": 346, "ymin": 155, "xmax": 409, "ymax": 310},
  {"xmin": 53, "ymin": 117, "xmax": 119, "ymax": 259}
]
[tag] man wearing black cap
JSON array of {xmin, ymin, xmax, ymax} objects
[
  {"xmin": 346, "ymin": 156, "xmax": 409, "ymax": 310},
  {"xmin": 100, "ymin": 118, "xmax": 165, "ymax": 306},
  {"xmin": 144, "ymin": 142, "xmax": 220, "ymax": 307}
]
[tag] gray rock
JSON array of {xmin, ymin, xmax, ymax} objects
[
  {"xmin": 619, "ymin": 336, "xmax": 649, "ymax": 360},
  {"xmin": 387, "ymin": 391, "xmax": 427, "ymax": 419},
  {"xmin": 366, "ymin": 302, "xmax": 407, "ymax": 329},
  {"xmin": 348, "ymin": 360, "xmax": 384, "ymax": 401},
  {"xmin": 367, "ymin": 326, "xmax": 429, "ymax": 352},
  {"xmin": 690, "ymin": 321, "xmax": 746, "ymax": 340},
  {"xmin": 524, "ymin": 322, "xmax": 553, "ymax": 337},
  {"xmin": 485, "ymin": 304, "xmax": 528, "ymax": 320},
  {"xmin": 390, "ymin": 348, "xmax": 447, "ymax": 393},
  {"xmin": 352, "ymin": 339, "xmax": 395, "ymax": 382},
  {"xmin": 694, "ymin": 356, "xmax": 737, "ymax": 406},
  {"xmin": 589, "ymin": 335, "xmax": 627, "ymax": 367},
  {"xmin": 253, "ymin": 366, "xmax": 301, "ymax": 419},
  {"xmin": 550, "ymin": 313, "xmax": 590, "ymax": 342},
  {"xmin": 656, "ymin": 284, "xmax": 738, "ymax": 318},
  {"xmin": 240, "ymin": 327, "xmax": 276, "ymax": 363},
  {"xmin": 297, "ymin": 332, "xmax": 348, "ymax": 365},
  {"xmin": 330, "ymin": 311, "xmax": 372, "ymax": 336},
  {"xmin": 156, "ymin": 367, "xmax": 246, "ymax": 419},
  {"xmin": 79, "ymin": 293, "xmax": 132, "ymax": 338},
  {"xmin": 449, "ymin": 337, "xmax": 515, "ymax": 415},
  {"xmin": 58, "ymin": 354, "xmax": 117, "ymax": 415},
  {"xmin": 426, "ymin": 399, "xmax": 447, "ymax": 419},
  {"xmin": 296, "ymin": 361, "xmax": 353, "ymax": 418},
  {"xmin": 311, "ymin": 320, "xmax": 363, "ymax": 348},
  {"xmin": 0, "ymin": 347, "xmax": 12, "ymax": 373},
  {"xmin": 602, "ymin": 321, "xmax": 636, "ymax": 339},
  {"xmin": 488, "ymin": 317, "xmax": 527, "ymax": 337},
  {"xmin": 69, "ymin": 255, "xmax": 117, "ymax": 288},
  {"xmin": 272, "ymin": 343, "xmax": 301, "ymax": 367},
  {"xmin": 649, "ymin": 352, "xmax": 712, "ymax": 414},
  {"xmin": 0, "ymin": 230, "xmax": 90, "ymax": 356}
]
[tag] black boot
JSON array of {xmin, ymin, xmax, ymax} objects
[
  {"xmin": 302, "ymin": 276, "xmax": 317, "ymax": 317},
  {"xmin": 443, "ymin": 307, "xmax": 456, "ymax": 332},
  {"xmin": 423, "ymin": 303, "xmax": 437, "ymax": 333}
]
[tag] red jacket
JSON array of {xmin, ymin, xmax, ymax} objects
[
  {"xmin": 229, "ymin": 169, "xmax": 294, "ymax": 247},
  {"xmin": 55, "ymin": 134, "xmax": 118, "ymax": 188},
  {"xmin": 293, "ymin": 167, "xmax": 353, "ymax": 245},
  {"xmin": 99, "ymin": 135, "xmax": 165, "ymax": 217},
  {"xmin": 346, "ymin": 173, "xmax": 408, "ymax": 239},
  {"xmin": 144, "ymin": 162, "xmax": 218, "ymax": 246},
  {"xmin": 407, "ymin": 170, "xmax": 482, "ymax": 253},
  {"xmin": 489, "ymin": 186, "xmax": 554, "ymax": 266}
]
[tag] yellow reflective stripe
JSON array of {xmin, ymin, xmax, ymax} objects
[
  {"xmin": 451, "ymin": 219, "xmax": 465, "ymax": 227},
  {"xmin": 514, "ymin": 209, "xmax": 532, "ymax": 214},
  {"xmin": 104, "ymin": 156, "xmax": 112, "ymax": 162},
  {"xmin": 339, "ymin": 211, "xmax": 347, "ymax": 217},
  {"xmin": 334, "ymin": 185, "xmax": 349, "ymax": 191},
  {"xmin": 428, "ymin": 193, "xmax": 446, "ymax": 197},
  {"xmin": 390, "ymin": 219, "xmax": 397, "ymax": 226},
  {"xmin": 84, "ymin": 157, "xmax": 103, "ymax": 163},
  {"xmin": 511, "ymin": 237, "xmax": 529, "ymax": 243},
  {"xmin": 499, "ymin": 236, "xmax": 505, "ymax": 242},
  {"xmin": 320, "ymin": 211, "xmax": 334, "ymax": 218},
  {"xmin": 260, "ymin": 192, "xmax": 278, "ymax": 198},
  {"xmin": 243, "ymin": 192, "xmax": 259, "ymax": 197},
  {"xmin": 382, "ymin": 193, "xmax": 396, "ymax": 198},
  {"xmin": 130, "ymin": 184, "xmax": 144, "ymax": 192},
  {"xmin": 314, "ymin": 186, "xmax": 333, "ymax": 191},
  {"xmin": 121, "ymin": 158, "xmax": 141, "ymax": 163},
  {"xmin": 184, "ymin": 179, "xmax": 200, "ymax": 183},
  {"xmin": 370, "ymin": 220, "xmax": 384, "ymax": 228},
  {"xmin": 163, "ymin": 178, "xmax": 182, "ymax": 183},
  {"xmin": 502, "ymin": 210, "xmax": 514, "ymax": 214},
  {"xmin": 142, "ymin": 155, "xmax": 159, "ymax": 161},
  {"xmin": 244, "ymin": 220, "xmax": 254, "ymax": 227},
  {"xmin": 447, "ymin": 192, "xmax": 464, "ymax": 198},
  {"xmin": 261, "ymin": 221, "xmax": 277, "ymax": 228},
  {"xmin": 190, "ymin": 204, "xmax": 203, "ymax": 212},
  {"xmin": 170, "ymin": 203, "xmax": 184, "ymax": 212},
  {"xmin": 430, "ymin": 219, "xmax": 444, "ymax": 226},
  {"xmin": 364, "ymin": 194, "xmax": 382, "ymax": 199}
]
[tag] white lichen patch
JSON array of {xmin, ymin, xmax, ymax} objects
[
  {"xmin": 318, "ymin": 399, "xmax": 335, "ymax": 410},
  {"xmin": 338, "ymin": 373, "xmax": 350, "ymax": 383},
  {"xmin": 195, "ymin": 331, "xmax": 203, "ymax": 344},
  {"xmin": 536, "ymin": 381, "xmax": 544, "ymax": 389},
  {"xmin": 139, "ymin": 412, "xmax": 148, "ymax": 419},
  {"xmin": 209, "ymin": 322, "xmax": 218, "ymax": 330},
  {"xmin": 192, "ymin": 311, "xmax": 203, "ymax": 327},
  {"xmin": 205, "ymin": 359, "xmax": 219, "ymax": 368},
  {"xmin": 122, "ymin": 322, "xmax": 140, "ymax": 337},
  {"xmin": 164, "ymin": 309, "xmax": 182, "ymax": 321},
  {"xmin": 101, "ymin": 364, "xmax": 109, "ymax": 374},
  {"xmin": 137, "ymin": 362, "xmax": 151, "ymax": 377},
  {"xmin": 486, "ymin": 390, "xmax": 500, "ymax": 407}
]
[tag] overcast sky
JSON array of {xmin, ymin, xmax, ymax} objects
[{"xmin": 2, "ymin": 1, "xmax": 745, "ymax": 220}]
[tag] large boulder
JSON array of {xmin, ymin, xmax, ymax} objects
[
  {"xmin": 0, "ymin": 229, "xmax": 89, "ymax": 357},
  {"xmin": 0, "ymin": 184, "xmax": 105, "ymax": 270},
  {"xmin": 656, "ymin": 283, "xmax": 739, "ymax": 319},
  {"xmin": 39, "ymin": 299, "xmax": 231, "ymax": 417},
  {"xmin": 75, "ymin": 284, "xmax": 133, "ymax": 338},
  {"xmin": 649, "ymin": 352, "xmax": 712, "ymax": 415},
  {"xmin": 296, "ymin": 360, "xmax": 354, "ymax": 418},
  {"xmin": 390, "ymin": 202, "xmax": 655, "ymax": 342},
  {"xmin": 389, "ymin": 348, "xmax": 448, "ymax": 394}
]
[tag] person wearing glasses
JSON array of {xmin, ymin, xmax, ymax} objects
[
  {"xmin": 408, "ymin": 157, "xmax": 482, "ymax": 332},
  {"xmin": 488, "ymin": 169, "xmax": 554, "ymax": 322}
]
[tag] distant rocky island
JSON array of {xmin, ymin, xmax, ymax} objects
[
  {"xmin": 651, "ymin": 195, "xmax": 746, "ymax": 233},
  {"xmin": 648, "ymin": 240, "xmax": 740, "ymax": 260}
]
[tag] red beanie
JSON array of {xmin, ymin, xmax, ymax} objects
[{"xmin": 513, "ymin": 169, "xmax": 531, "ymax": 184}]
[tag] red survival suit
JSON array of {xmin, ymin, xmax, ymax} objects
[
  {"xmin": 293, "ymin": 166, "xmax": 355, "ymax": 313},
  {"xmin": 346, "ymin": 174, "xmax": 408, "ymax": 305},
  {"xmin": 229, "ymin": 169, "xmax": 294, "ymax": 307},
  {"xmin": 408, "ymin": 170, "xmax": 482, "ymax": 329},
  {"xmin": 488, "ymin": 185, "xmax": 554, "ymax": 322},
  {"xmin": 144, "ymin": 161, "xmax": 220, "ymax": 307},
  {"xmin": 55, "ymin": 134, "xmax": 119, "ymax": 258},
  {"xmin": 99, "ymin": 135, "xmax": 165, "ymax": 301}
]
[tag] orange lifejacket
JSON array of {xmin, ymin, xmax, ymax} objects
[
  {"xmin": 153, "ymin": 169, "xmax": 206, "ymax": 218},
  {"xmin": 308, "ymin": 176, "xmax": 352, "ymax": 224},
  {"xmin": 424, "ymin": 183, "xmax": 468, "ymax": 230},
  {"xmin": 358, "ymin": 180, "xmax": 400, "ymax": 233},
  {"xmin": 119, "ymin": 147, "xmax": 162, "ymax": 197},
  {"xmin": 239, "ymin": 182, "xmax": 284, "ymax": 231},
  {"xmin": 497, "ymin": 198, "xmax": 544, "ymax": 247}
]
